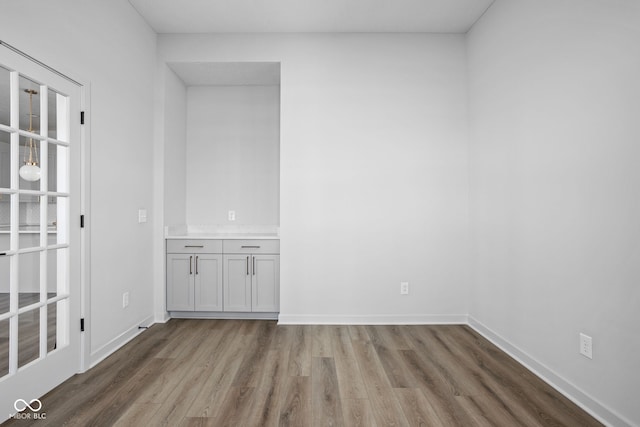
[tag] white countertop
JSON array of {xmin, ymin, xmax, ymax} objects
[
  {"xmin": 165, "ymin": 225, "xmax": 279, "ymax": 240},
  {"xmin": 166, "ymin": 233, "xmax": 279, "ymax": 240}
]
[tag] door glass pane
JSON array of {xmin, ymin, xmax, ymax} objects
[
  {"xmin": 47, "ymin": 302, "xmax": 56, "ymax": 353},
  {"xmin": 48, "ymin": 90, "xmax": 59, "ymax": 140},
  {"xmin": 47, "ymin": 249, "xmax": 60, "ymax": 299},
  {"xmin": 54, "ymin": 144, "xmax": 68, "ymax": 193},
  {"xmin": 0, "ymin": 66, "xmax": 10, "ymax": 127},
  {"xmin": 19, "ymin": 76, "xmax": 41, "ymax": 133},
  {"xmin": 48, "ymin": 197, "xmax": 67, "ymax": 246},
  {"xmin": 0, "ymin": 187, "xmax": 8, "ymax": 253},
  {"xmin": 0, "ymin": 318, "xmax": 8, "ymax": 376},
  {"xmin": 47, "ymin": 141, "xmax": 58, "ymax": 193},
  {"xmin": 0, "ymin": 130, "xmax": 10, "ymax": 191},
  {"xmin": 0, "ymin": 256, "xmax": 9, "ymax": 315},
  {"xmin": 19, "ymin": 193, "xmax": 41, "ymax": 249},
  {"xmin": 18, "ymin": 251, "xmax": 40, "ymax": 308},
  {"xmin": 19, "ymin": 135, "xmax": 42, "ymax": 190},
  {"xmin": 18, "ymin": 309, "xmax": 40, "ymax": 368}
]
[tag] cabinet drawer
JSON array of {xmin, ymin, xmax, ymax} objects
[
  {"xmin": 166, "ymin": 239, "xmax": 222, "ymax": 254},
  {"xmin": 223, "ymin": 239, "xmax": 279, "ymax": 254}
]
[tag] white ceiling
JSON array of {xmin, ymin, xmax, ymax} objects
[
  {"xmin": 169, "ymin": 62, "xmax": 281, "ymax": 86},
  {"xmin": 129, "ymin": 0, "xmax": 495, "ymax": 34}
]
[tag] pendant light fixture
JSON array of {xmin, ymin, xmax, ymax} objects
[{"xmin": 19, "ymin": 89, "xmax": 41, "ymax": 182}]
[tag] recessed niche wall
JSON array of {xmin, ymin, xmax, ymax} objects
[{"xmin": 163, "ymin": 62, "xmax": 280, "ymax": 229}]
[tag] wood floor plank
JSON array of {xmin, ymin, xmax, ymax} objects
[
  {"xmin": 404, "ymin": 326, "xmax": 484, "ymax": 396},
  {"xmin": 135, "ymin": 328, "xmax": 217, "ymax": 405},
  {"xmin": 454, "ymin": 395, "xmax": 525, "ymax": 427},
  {"xmin": 270, "ymin": 323, "xmax": 294, "ymax": 352},
  {"xmin": 232, "ymin": 321, "xmax": 277, "ymax": 387},
  {"xmin": 212, "ymin": 386, "xmax": 256, "ymax": 427},
  {"xmin": 288, "ymin": 325, "xmax": 312, "ymax": 376},
  {"xmin": 341, "ymin": 398, "xmax": 377, "ymax": 427},
  {"xmin": 311, "ymin": 357, "xmax": 344, "ymax": 427},
  {"xmin": 184, "ymin": 323, "xmax": 252, "ymax": 418},
  {"xmin": 351, "ymin": 340, "xmax": 410, "ymax": 427},
  {"xmin": 113, "ymin": 403, "xmax": 161, "ymax": 427},
  {"xmin": 394, "ymin": 387, "xmax": 449, "ymax": 427},
  {"xmin": 347, "ymin": 325, "xmax": 370, "ymax": 343},
  {"xmin": 70, "ymin": 357, "xmax": 172, "ymax": 426},
  {"xmin": 398, "ymin": 348, "xmax": 474, "ymax": 427},
  {"xmin": 366, "ymin": 326, "xmax": 419, "ymax": 389},
  {"xmin": 311, "ymin": 325, "xmax": 334, "ymax": 357},
  {"xmin": 331, "ymin": 326, "xmax": 368, "ymax": 399},
  {"xmin": 279, "ymin": 375, "xmax": 311, "ymax": 426},
  {"xmin": 244, "ymin": 350, "xmax": 290, "ymax": 426}
]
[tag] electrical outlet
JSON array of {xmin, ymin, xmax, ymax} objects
[
  {"xmin": 123, "ymin": 292, "xmax": 129, "ymax": 308},
  {"xmin": 579, "ymin": 333, "xmax": 592, "ymax": 359},
  {"xmin": 400, "ymin": 282, "xmax": 409, "ymax": 295},
  {"xmin": 228, "ymin": 210, "xmax": 236, "ymax": 221}
]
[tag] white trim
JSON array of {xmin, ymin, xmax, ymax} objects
[
  {"xmin": 468, "ymin": 316, "xmax": 635, "ymax": 427},
  {"xmin": 79, "ymin": 83, "xmax": 91, "ymax": 373},
  {"xmin": 170, "ymin": 311, "xmax": 278, "ymax": 320},
  {"xmin": 87, "ymin": 315, "xmax": 154, "ymax": 369},
  {"xmin": 155, "ymin": 312, "xmax": 171, "ymax": 323},
  {"xmin": 277, "ymin": 313, "xmax": 469, "ymax": 325}
]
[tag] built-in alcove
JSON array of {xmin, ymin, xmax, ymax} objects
[{"xmin": 163, "ymin": 62, "xmax": 280, "ymax": 235}]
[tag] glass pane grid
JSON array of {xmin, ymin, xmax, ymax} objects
[{"xmin": 0, "ymin": 62, "xmax": 73, "ymax": 380}]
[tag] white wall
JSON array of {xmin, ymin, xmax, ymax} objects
[
  {"xmin": 0, "ymin": 1, "xmax": 157, "ymax": 361},
  {"xmin": 186, "ymin": 85, "xmax": 280, "ymax": 226},
  {"xmin": 163, "ymin": 67, "xmax": 187, "ymax": 226},
  {"xmin": 158, "ymin": 34, "xmax": 471, "ymax": 322},
  {"xmin": 467, "ymin": 0, "xmax": 640, "ymax": 425}
]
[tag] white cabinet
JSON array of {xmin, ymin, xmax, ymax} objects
[
  {"xmin": 166, "ymin": 240, "xmax": 223, "ymax": 311},
  {"xmin": 223, "ymin": 240, "xmax": 280, "ymax": 313},
  {"xmin": 166, "ymin": 238, "xmax": 279, "ymax": 314}
]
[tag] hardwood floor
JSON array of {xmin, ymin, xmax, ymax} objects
[{"xmin": 3, "ymin": 320, "xmax": 602, "ymax": 426}]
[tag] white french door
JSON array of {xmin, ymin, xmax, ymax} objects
[{"xmin": 0, "ymin": 45, "xmax": 82, "ymax": 421}]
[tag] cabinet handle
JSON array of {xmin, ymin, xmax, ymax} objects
[
  {"xmin": 253, "ymin": 256, "xmax": 255, "ymax": 275},
  {"xmin": 241, "ymin": 245, "xmax": 260, "ymax": 249},
  {"xmin": 246, "ymin": 256, "xmax": 249, "ymax": 275},
  {"xmin": 189, "ymin": 256, "xmax": 193, "ymax": 275},
  {"xmin": 185, "ymin": 245, "xmax": 204, "ymax": 248},
  {"xmin": 195, "ymin": 256, "xmax": 199, "ymax": 275}
]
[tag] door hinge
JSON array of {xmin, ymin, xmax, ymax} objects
[
  {"xmin": 80, "ymin": 111, "xmax": 85, "ymax": 125},
  {"xmin": 80, "ymin": 318, "xmax": 85, "ymax": 332},
  {"xmin": 80, "ymin": 215, "xmax": 85, "ymax": 228}
]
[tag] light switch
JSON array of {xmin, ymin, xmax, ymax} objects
[
  {"xmin": 228, "ymin": 210, "xmax": 236, "ymax": 221},
  {"xmin": 138, "ymin": 209, "xmax": 147, "ymax": 223}
]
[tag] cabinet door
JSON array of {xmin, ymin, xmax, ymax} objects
[
  {"xmin": 252, "ymin": 254, "xmax": 279, "ymax": 312},
  {"xmin": 223, "ymin": 254, "xmax": 252, "ymax": 312},
  {"xmin": 166, "ymin": 254, "xmax": 194, "ymax": 311},
  {"xmin": 194, "ymin": 254, "xmax": 223, "ymax": 311}
]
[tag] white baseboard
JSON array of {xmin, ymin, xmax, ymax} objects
[
  {"xmin": 88, "ymin": 315, "xmax": 155, "ymax": 369},
  {"xmin": 468, "ymin": 316, "xmax": 634, "ymax": 427},
  {"xmin": 155, "ymin": 312, "xmax": 170, "ymax": 323},
  {"xmin": 277, "ymin": 313, "xmax": 468, "ymax": 325},
  {"xmin": 169, "ymin": 311, "xmax": 278, "ymax": 320}
]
